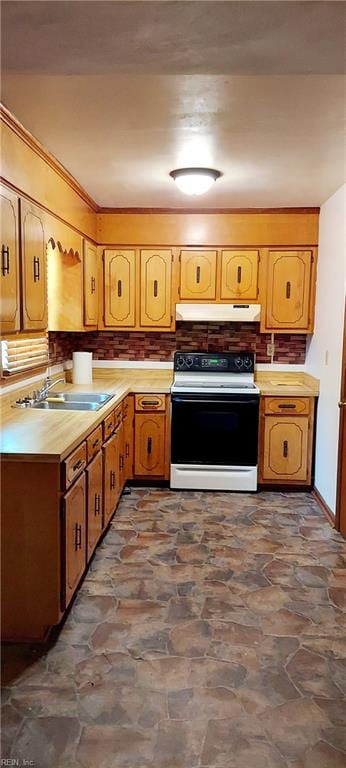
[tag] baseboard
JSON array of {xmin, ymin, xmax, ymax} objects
[{"xmin": 312, "ymin": 487, "xmax": 335, "ymax": 528}]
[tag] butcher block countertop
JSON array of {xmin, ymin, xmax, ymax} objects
[
  {"xmin": 255, "ymin": 371, "xmax": 320, "ymax": 397},
  {"xmin": 0, "ymin": 369, "xmax": 173, "ymax": 462},
  {"xmin": 0, "ymin": 368, "xmax": 319, "ymax": 462}
]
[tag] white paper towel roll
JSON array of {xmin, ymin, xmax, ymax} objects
[{"xmin": 72, "ymin": 352, "xmax": 93, "ymax": 385}]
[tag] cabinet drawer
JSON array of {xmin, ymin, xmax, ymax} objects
[
  {"xmin": 264, "ymin": 397, "xmax": 312, "ymax": 416},
  {"xmin": 135, "ymin": 394, "xmax": 166, "ymax": 411},
  {"xmin": 62, "ymin": 442, "xmax": 87, "ymax": 489},
  {"xmin": 103, "ymin": 410, "xmax": 116, "ymax": 440},
  {"xmin": 87, "ymin": 425, "xmax": 103, "ymax": 462}
]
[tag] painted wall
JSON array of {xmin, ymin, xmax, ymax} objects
[{"xmin": 305, "ymin": 184, "xmax": 346, "ymax": 514}]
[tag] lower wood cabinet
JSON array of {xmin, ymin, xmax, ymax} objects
[
  {"xmin": 134, "ymin": 394, "xmax": 170, "ymax": 479},
  {"xmin": 103, "ymin": 431, "xmax": 120, "ymax": 527},
  {"xmin": 63, "ymin": 472, "xmax": 86, "ymax": 609},
  {"xmin": 123, "ymin": 396, "xmax": 134, "ymax": 481},
  {"xmin": 259, "ymin": 397, "xmax": 314, "ymax": 486},
  {"xmin": 86, "ymin": 451, "xmax": 103, "ymax": 561}
]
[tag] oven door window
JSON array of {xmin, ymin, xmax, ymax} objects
[{"xmin": 171, "ymin": 396, "xmax": 259, "ymax": 466}]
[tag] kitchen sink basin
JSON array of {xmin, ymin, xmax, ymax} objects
[
  {"xmin": 50, "ymin": 392, "xmax": 113, "ymax": 404},
  {"xmin": 32, "ymin": 393, "xmax": 114, "ymax": 411}
]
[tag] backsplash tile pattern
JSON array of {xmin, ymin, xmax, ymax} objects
[{"xmin": 49, "ymin": 323, "xmax": 307, "ymax": 365}]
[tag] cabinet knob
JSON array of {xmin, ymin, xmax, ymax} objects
[
  {"xmin": 283, "ymin": 440, "xmax": 289, "ymax": 458},
  {"xmin": 237, "ymin": 265, "xmax": 242, "ymax": 284},
  {"xmin": 196, "ymin": 265, "xmax": 201, "ymax": 284},
  {"xmin": 147, "ymin": 436, "xmax": 152, "ymax": 455}
]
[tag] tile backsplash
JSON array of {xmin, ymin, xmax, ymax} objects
[{"xmin": 49, "ymin": 323, "xmax": 307, "ymax": 365}]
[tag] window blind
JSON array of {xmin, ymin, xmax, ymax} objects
[{"xmin": 1, "ymin": 335, "xmax": 49, "ymax": 375}]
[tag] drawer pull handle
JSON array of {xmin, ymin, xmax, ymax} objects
[
  {"xmin": 237, "ymin": 265, "xmax": 242, "ymax": 284},
  {"xmin": 75, "ymin": 523, "xmax": 82, "ymax": 550},
  {"xmin": 72, "ymin": 458, "xmax": 84, "ymax": 472},
  {"xmin": 286, "ymin": 281, "xmax": 291, "ymax": 299},
  {"xmin": 1, "ymin": 244, "xmax": 10, "ymax": 275},
  {"xmin": 91, "ymin": 276, "xmax": 96, "ymax": 294},
  {"xmin": 95, "ymin": 493, "xmax": 100, "ymax": 515},
  {"xmin": 283, "ymin": 440, "xmax": 288, "ymax": 458},
  {"xmin": 110, "ymin": 470, "xmax": 116, "ymax": 489},
  {"xmin": 33, "ymin": 256, "xmax": 40, "ymax": 282},
  {"xmin": 196, "ymin": 265, "xmax": 201, "ymax": 284},
  {"xmin": 125, "ymin": 442, "xmax": 130, "ymax": 458},
  {"xmin": 107, "ymin": 421, "xmax": 113, "ymax": 431},
  {"xmin": 117, "ymin": 279, "xmax": 122, "ymax": 297},
  {"xmin": 153, "ymin": 279, "xmax": 158, "ymax": 297},
  {"xmin": 141, "ymin": 400, "xmax": 159, "ymax": 407},
  {"xmin": 278, "ymin": 404, "xmax": 296, "ymax": 410},
  {"xmin": 147, "ymin": 437, "xmax": 152, "ymax": 455},
  {"xmin": 92, "ymin": 438, "xmax": 100, "ymax": 448}
]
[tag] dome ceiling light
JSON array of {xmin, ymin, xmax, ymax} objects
[{"xmin": 169, "ymin": 167, "xmax": 221, "ymax": 196}]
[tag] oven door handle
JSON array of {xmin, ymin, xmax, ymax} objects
[{"xmin": 172, "ymin": 397, "xmax": 259, "ymax": 406}]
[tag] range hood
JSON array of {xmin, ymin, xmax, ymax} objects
[{"xmin": 175, "ymin": 303, "xmax": 261, "ymax": 323}]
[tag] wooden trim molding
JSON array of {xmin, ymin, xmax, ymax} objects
[
  {"xmin": 98, "ymin": 206, "xmax": 321, "ymax": 215},
  {"xmin": 312, "ymin": 487, "xmax": 335, "ymax": 528},
  {"xmin": 1, "ymin": 103, "xmax": 98, "ymax": 212}
]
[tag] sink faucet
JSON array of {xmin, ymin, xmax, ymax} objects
[{"xmin": 34, "ymin": 376, "xmax": 66, "ymax": 402}]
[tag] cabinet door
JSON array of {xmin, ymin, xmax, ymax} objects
[
  {"xmin": 103, "ymin": 432, "xmax": 120, "ymax": 527},
  {"xmin": 262, "ymin": 416, "xmax": 309, "ymax": 482},
  {"xmin": 21, "ymin": 199, "xmax": 47, "ymax": 330},
  {"xmin": 84, "ymin": 240, "xmax": 98, "ymax": 326},
  {"xmin": 220, "ymin": 250, "xmax": 259, "ymax": 300},
  {"xmin": 134, "ymin": 413, "xmax": 166, "ymax": 476},
  {"xmin": 265, "ymin": 250, "xmax": 313, "ymax": 330},
  {"xmin": 0, "ymin": 185, "xmax": 20, "ymax": 333},
  {"xmin": 86, "ymin": 452, "xmax": 103, "ymax": 561},
  {"xmin": 180, "ymin": 250, "xmax": 217, "ymax": 300},
  {"xmin": 104, "ymin": 249, "xmax": 136, "ymax": 327},
  {"xmin": 140, "ymin": 249, "xmax": 172, "ymax": 327},
  {"xmin": 63, "ymin": 473, "xmax": 86, "ymax": 608},
  {"xmin": 123, "ymin": 396, "xmax": 134, "ymax": 482}
]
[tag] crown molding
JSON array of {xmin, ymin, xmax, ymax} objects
[
  {"xmin": 97, "ymin": 206, "xmax": 320, "ymax": 215},
  {"xmin": 0, "ymin": 102, "xmax": 98, "ymax": 213}
]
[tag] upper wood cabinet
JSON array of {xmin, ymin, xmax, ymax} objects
[
  {"xmin": 103, "ymin": 249, "xmax": 136, "ymax": 327},
  {"xmin": 140, "ymin": 249, "xmax": 173, "ymax": 327},
  {"xmin": 262, "ymin": 249, "xmax": 315, "ymax": 333},
  {"xmin": 21, "ymin": 199, "xmax": 47, "ymax": 331},
  {"xmin": 84, "ymin": 239, "xmax": 98, "ymax": 326},
  {"xmin": 0, "ymin": 184, "xmax": 20, "ymax": 334},
  {"xmin": 220, "ymin": 250, "xmax": 259, "ymax": 300},
  {"xmin": 180, "ymin": 249, "xmax": 217, "ymax": 300}
]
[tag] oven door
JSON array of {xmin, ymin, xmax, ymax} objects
[{"xmin": 171, "ymin": 393, "xmax": 259, "ymax": 467}]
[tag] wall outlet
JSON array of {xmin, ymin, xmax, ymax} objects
[{"xmin": 267, "ymin": 342, "xmax": 275, "ymax": 356}]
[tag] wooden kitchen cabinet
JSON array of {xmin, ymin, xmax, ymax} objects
[
  {"xmin": 103, "ymin": 248, "xmax": 136, "ymax": 327},
  {"xmin": 134, "ymin": 413, "xmax": 166, "ymax": 476},
  {"xmin": 262, "ymin": 249, "xmax": 316, "ymax": 333},
  {"xmin": 259, "ymin": 397, "xmax": 314, "ymax": 485},
  {"xmin": 180, "ymin": 249, "xmax": 217, "ymax": 300},
  {"xmin": 140, "ymin": 249, "xmax": 173, "ymax": 327},
  {"xmin": 123, "ymin": 395, "xmax": 134, "ymax": 482},
  {"xmin": 86, "ymin": 451, "xmax": 103, "ymax": 561},
  {"xmin": 103, "ymin": 430, "xmax": 120, "ymax": 527},
  {"xmin": 21, "ymin": 198, "xmax": 47, "ymax": 331},
  {"xmin": 0, "ymin": 184, "xmax": 20, "ymax": 333},
  {"xmin": 220, "ymin": 250, "xmax": 259, "ymax": 300},
  {"xmin": 63, "ymin": 472, "xmax": 86, "ymax": 608},
  {"xmin": 84, "ymin": 239, "xmax": 98, "ymax": 326}
]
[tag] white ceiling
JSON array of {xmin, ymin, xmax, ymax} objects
[{"xmin": 1, "ymin": 1, "xmax": 345, "ymax": 208}]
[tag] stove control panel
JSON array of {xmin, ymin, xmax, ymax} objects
[{"xmin": 174, "ymin": 351, "xmax": 255, "ymax": 373}]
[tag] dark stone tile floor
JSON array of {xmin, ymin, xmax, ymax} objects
[{"xmin": 1, "ymin": 488, "xmax": 346, "ymax": 767}]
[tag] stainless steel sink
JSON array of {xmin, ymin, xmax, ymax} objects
[
  {"xmin": 51, "ymin": 392, "xmax": 113, "ymax": 404},
  {"xmin": 32, "ymin": 392, "xmax": 114, "ymax": 411},
  {"xmin": 33, "ymin": 401, "xmax": 101, "ymax": 411}
]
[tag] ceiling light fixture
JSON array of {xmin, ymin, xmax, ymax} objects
[{"xmin": 169, "ymin": 167, "xmax": 221, "ymax": 196}]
